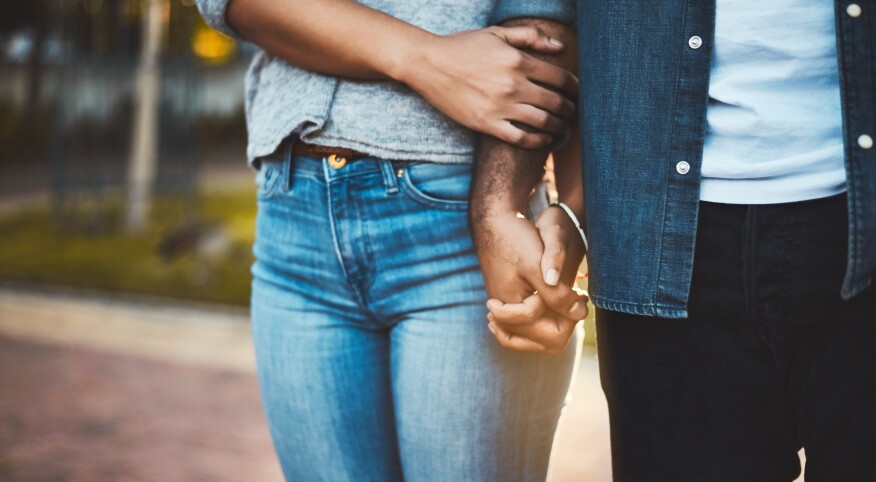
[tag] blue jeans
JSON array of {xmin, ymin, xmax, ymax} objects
[{"xmin": 250, "ymin": 146, "xmax": 579, "ymax": 482}]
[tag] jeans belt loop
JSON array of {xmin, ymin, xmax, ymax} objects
[
  {"xmin": 283, "ymin": 138, "xmax": 295, "ymax": 192},
  {"xmin": 379, "ymin": 160, "xmax": 400, "ymax": 195}
]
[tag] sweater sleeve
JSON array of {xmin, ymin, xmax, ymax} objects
[
  {"xmin": 491, "ymin": 0, "xmax": 577, "ymax": 29},
  {"xmin": 194, "ymin": 0, "xmax": 241, "ymax": 38}
]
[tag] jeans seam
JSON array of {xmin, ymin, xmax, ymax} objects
[{"xmin": 323, "ymin": 160, "xmax": 370, "ymax": 308}]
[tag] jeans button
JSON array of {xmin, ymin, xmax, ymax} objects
[
  {"xmin": 328, "ymin": 154, "xmax": 347, "ymax": 169},
  {"xmin": 676, "ymin": 161, "xmax": 691, "ymax": 175}
]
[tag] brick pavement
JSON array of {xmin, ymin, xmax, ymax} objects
[
  {"xmin": 0, "ymin": 336, "xmax": 283, "ymax": 482},
  {"xmin": 0, "ymin": 288, "xmax": 613, "ymax": 482},
  {"xmin": 0, "ymin": 288, "xmax": 811, "ymax": 482},
  {"xmin": 0, "ymin": 287, "xmax": 610, "ymax": 482},
  {"xmin": 0, "ymin": 286, "xmax": 816, "ymax": 482}
]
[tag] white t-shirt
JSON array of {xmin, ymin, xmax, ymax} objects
[{"xmin": 700, "ymin": 0, "xmax": 846, "ymax": 204}]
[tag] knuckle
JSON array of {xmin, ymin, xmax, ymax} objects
[
  {"xmin": 473, "ymin": 113, "xmax": 490, "ymax": 129},
  {"xmin": 549, "ymin": 94, "xmax": 565, "ymax": 113},
  {"xmin": 497, "ymin": 77, "xmax": 518, "ymax": 97},
  {"xmin": 505, "ymin": 129, "xmax": 526, "ymax": 145},
  {"xmin": 521, "ymin": 25, "xmax": 540, "ymax": 38},
  {"xmin": 505, "ymin": 50, "xmax": 526, "ymax": 69},
  {"xmin": 537, "ymin": 111, "xmax": 551, "ymax": 129},
  {"xmin": 559, "ymin": 321, "xmax": 575, "ymax": 337},
  {"xmin": 551, "ymin": 290, "xmax": 576, "ymax": 306}
]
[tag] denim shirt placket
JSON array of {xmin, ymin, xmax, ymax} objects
[
  {"xmin": 653, "ymin": 1, "xmax": 717, "ymax": 318},
  {"xmin": 836, "ymin": 0, "xmax": 876, "ymax": 299}
]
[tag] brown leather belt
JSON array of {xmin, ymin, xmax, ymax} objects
[{"xmin": 292, "ymin": 142, "xmax": 369, "ymax": 169}]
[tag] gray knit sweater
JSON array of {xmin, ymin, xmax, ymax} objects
[{"xmin": 195, "ymin": 0, "xmax": 497, "ymax": 164}]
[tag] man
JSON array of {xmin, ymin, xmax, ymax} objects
[{"xmin": 472, "ymin": 1, "xmax": 876, "ymax": 480}]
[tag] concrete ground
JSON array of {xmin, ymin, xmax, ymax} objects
[{"xmin": 0, "ymin": 287, "xmax": 612, "ymax": 482}]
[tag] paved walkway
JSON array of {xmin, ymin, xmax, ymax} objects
[{"xmin": 0, "ymin": 287, "xmax": 612, "ymax": 481}]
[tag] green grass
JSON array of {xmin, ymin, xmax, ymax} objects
[
  {"xmin": 0, "ymin": 188, "xmax": 597, "ymax": 343},
  {"xmin": 0, "ymin": 188, "xmax": 257, "ymax": 307}
]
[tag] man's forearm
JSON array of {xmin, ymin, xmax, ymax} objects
[{"xmin": 470, "ymin": 18, "xmax": 577, "ymax": 222}]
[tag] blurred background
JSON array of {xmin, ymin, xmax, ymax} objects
[
  {"xmin": 0, "ymin": 0, "xmax": 255, "ymax": 304},
  {"xmin": 0, "ymin": 1, "xmax": 610, "ymax": 481}
]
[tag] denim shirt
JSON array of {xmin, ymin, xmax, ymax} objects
[{"xmin": 495, "ymin": 1, "xmax": 876, "ymax": 318}]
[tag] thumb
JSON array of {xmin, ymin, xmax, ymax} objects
[
  {"xmin": 539, "ymin": 225, "xmax": 567, "ymax": 286},
  {"xmin": 494, "ymin": 25, "xmax": 564, "ymax": 53}
]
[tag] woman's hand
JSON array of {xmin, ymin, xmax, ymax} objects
[
  {"xmin": 226, "ymin": 0, "xmax": 577, "ymax": 149},
  {"xmin": 399, "ymin": 26, "xmax": 578, "ymax": 149}
]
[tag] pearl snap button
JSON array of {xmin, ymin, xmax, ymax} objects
[
  {"xmin": 688, "ymin": 36, "xmax": 703, "ymax": 49},
  {"xmin": 847, "ymin": 4, "xmax": 862, "ymax": 17},
  {"xmin": 859, "ymin": 134, "xmax": 874, "ymax": 149},
  {"xmin": 676, "ymin": 161, "xmax": 691, "ymax": 175}
]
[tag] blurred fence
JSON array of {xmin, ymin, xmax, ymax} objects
[{"xmin": 0, "ymin": 0, "xmax": 252, "ymax": 232}]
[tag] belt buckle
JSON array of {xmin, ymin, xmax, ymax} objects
[{"xmin": 327, "ymin": 153, "xmax": 347, "ymax": 170}]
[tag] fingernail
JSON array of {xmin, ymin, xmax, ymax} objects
[
  {"xmin": 569, "ymin": 301, "xmax": 583, "ymax": 316},
  {"xmin": 548, "ymin": 38, "xmax": 563, "ymax": 47},
  {"xmin": 487, "ymin": 323, "xmax": 497, "ymax": 335},
  {"xmin": 545, "ymin": 268, "xmax": 560, "ymax": 286}
]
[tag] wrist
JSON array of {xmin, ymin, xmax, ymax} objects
[
  {"xmin": 470, "ymin": 196, "xmax": 525, "ymax": 225},
  {"xmin": 471, "ymin": 186, "xmax": 550, "ymax": 230},
  {"xmin": 550, "ymin": 202, "xmax": 588, "ymax": 253},
  {"xmin": 385, "ymin": 30, "xmax": 442, "ymax": 85}
]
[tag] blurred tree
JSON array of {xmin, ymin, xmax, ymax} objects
[{"xmin": 126, "ymin": 0, "xmax": 166, "ymax": 231}]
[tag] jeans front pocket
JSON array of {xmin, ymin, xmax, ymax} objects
[
  {"xmin": 255, "ymin": 162, "xmax": 283, "ymax": 200},
  {"xmin": 398, "ymin": 162, "xmax": 472, "ymax": 211},
  {"xmin": 255, "ymin": 143, "xmax": 293, "ymax": 201}
]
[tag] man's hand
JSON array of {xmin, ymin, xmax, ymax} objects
[
  {"xmin": 484, "ymin": 205, "xmax": 588, "ymax": 353},
  {"xmin": 472, "ymin": 205, "xmax": 587, "ymax": 354}
]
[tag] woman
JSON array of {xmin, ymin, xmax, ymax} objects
[{"xmin": 194, "ymin": 0, "xmax": 582, "ymax": 480}]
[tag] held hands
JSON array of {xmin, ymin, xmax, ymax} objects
[
  {"xmin": 475, "ymin": 206, "xmax": 589, "ymax": 354},
  {"xmin": 400, "ymin": 26, "xmax": 578, "ymax": 150}
]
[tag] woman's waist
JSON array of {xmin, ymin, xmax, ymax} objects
[{"xmin": 245, "ymin": 70, "xmax": 477, "ymax": 164}]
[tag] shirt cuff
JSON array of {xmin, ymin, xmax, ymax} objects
[
  {"xmin": 491, "ymin": 0, "xmax": 577, "ymax": 29},
  {"xmin": 195, "ymin": 0, "xmax": 242, "ymax": 39}
]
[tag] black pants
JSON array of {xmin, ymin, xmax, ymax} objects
[{"xmin": 597, "ymin": 194, "xmax": 876, "ymax": 482}]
